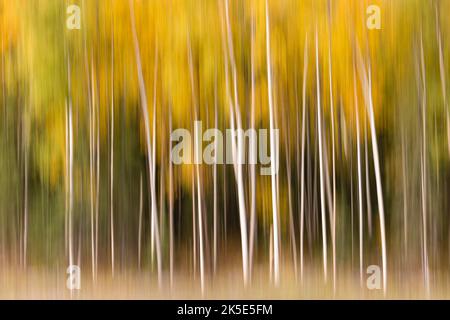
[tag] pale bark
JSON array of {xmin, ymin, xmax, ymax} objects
[
  {"xmin": 223, "ymin": 0, "xmax": 249, "ymax": 285},
  {"xmin": 354, "ymin": 66, "xmax": 363, "ymax": 287},
  {"xmin": 355, "ymin": 41, "xmax": 387, "ymax": 294},
  {"xmin": 327, "ymin": 1, "xmax": 337, "ymax": 292},
  {"xmin": 315, "ymin": 27, "xmax": 328, "ymax": 282},
  {"xmin": 419, "ymin": 34, "xmax": 430, "ymax": 296},
  {"xmin": 138, "ymin": 173, "xmax": 143, "ymax": 270},
  {"xmin": 169, "ymin": 107, "xmax": 174, "ymax": 286},
  {"xmin": 129, "ymin": 0, "xmax": 162, "ymax": 287},
  {"xmin": 213, "ymin": 74, "xmax": 219, "ymax": 275},
  {"xmin": 248, "ymin": 16, "xmax": 257, "ymax": 280},
  {"xmin": 265, "ymin": 0, "xmax": 280, "ymax": 286},
  {"xmin": 300, "ymin": 34, "xmax": 308, "ymax": 283},
  {"xmin": 187, "ymin": 40, "xmax": 205, "ymax": 293}
]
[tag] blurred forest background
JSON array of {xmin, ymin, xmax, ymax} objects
[{"xmin": 1, "ymin": 0, "xmax": 450, "ymax": 298}]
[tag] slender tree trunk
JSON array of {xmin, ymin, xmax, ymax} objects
[
  {"xmin": 89, "ymin": 86, "xmax": 95, "ymax": 281},
  {"xmin": 364, "ymin": 118, "xmax": 372, "ymax": 238},
  {"xmin": 151, "ymin": 50, "xmax": 157, "ymax": 264},
  {"xmin": 195, "ymin": 149, "xmax": 205, "ymax": 293},
  {"xmin": 66, "ymin": 57, "xmax": 74, "ymax": 282},
  {"xmin": 248, "ymin": 16, "xmax": 257, "ymax": 281},
  {"xmin": 282, "ymin": 102, "xmax": 298, "ymax": 280},
  {"xmin": 354, "ymin": 66, "xmax": 364, "ymax": 287},
  {"xmin": 138, "ymin": 173, "xmax": 143, "ymax": 270},
  {"xmin": 82, "ymin": 23, "xmax": 96, "ymax": 282},
  {"xmin": 169, "ymin": 107, "xmax": 174, "ymax": 287},
  {"xmin": 328, "ymin": 21, "xmax": 337, "ymax": 294},
  {"xmin": 401, "ymin": 129, "xmax": 408, "ymax": 260},
  {"xmin": 223, "ymin": 0, "xmax": 249, "ymax": 286},
  {"xmin": 187, "ymin": 41, "xmax": 205, "ymax": 293},
  {"xmin": 95, "ymin": 69, "xmax": 100, "ymax": 279},
  {"xmin": 213, "ymin": 74, "xmax": 219, "ymax": 276},
  {"xmin": 22, "ymin": 133, "xmax": 28, "ymax": 269},
  {"xmin": 355, "ymin": 41, "xmax": 387, "ymax": 294},
  {"xmin": 315, "ymin": 27, "xmax": 328, "ymax": 282},
  {"xmin": 192, "ymin": 165, "xmax": 197, "ymax": 279},
  {"xmin": 265, "ymin": 0, "xmax": 280, "ymax": 286},
  {"xmin": 89, "ymin": 59, "xmax": 100, "ymax": 278},
  {"xmin": 65, "ymin": 94, "xmax": 75, "ymax": 293},
  {"xmin": 129, "ymin": 0, "xmax": 162, "ymax": 287},
  {"xmin": 65, "ymin": 102, "xmax": 68, "ymax": 265},
  {"xmin": 299, "ymin": 34, "xmax": 308, "ymax": 283},
  {"xmin": 419, "ymin": 34, "xmax": 430, "ymax": 296}
]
